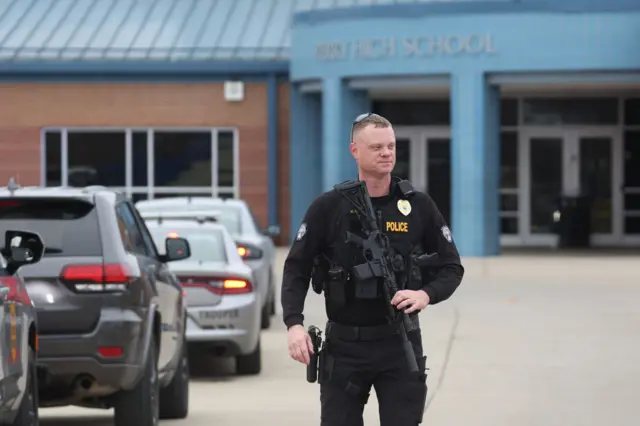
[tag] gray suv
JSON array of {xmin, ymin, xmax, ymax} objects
[{"xmin": 0, "ymin": 184, "xmax": 193, "ymax": 426}]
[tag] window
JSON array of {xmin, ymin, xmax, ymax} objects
[
  {"xmin": 116, "ymin": 202, "xmax": 147, "ymax": 256},
  {"xmin": 154, "ymin": 131, "xmax": 212, "ymax": 187},
  {"xmin": 500, "ymin": 131, "xmax": 518, "ymax": 235},
  {"xmin": 248, "ymin": 207, "xmax": 264, "ymax": 233},
  {"xmin": 148, "ymin": 228, "xmax": 227, "ymax": 263},
  {"xmin": 624, "ymin": 130, "xmax": 640, "ymax": 235},
  {"xmin": 132, "ymin": 131, "xmax": 148, "ymax": 186},
  {"xmin": 204, "ymin": 205, "xmax": 243, "ymax": 235},
  {"xmin": 41, "ymin": 128, "xmax": 239, "ymax": 200},
  {"xmin": 500, "ymin": 99, "xmax": 518, "ymax": 127},
  {"xmin": 0, "ymin": 198, "xmax": 102, "ymax": 257},
  {"xmin": 624, "ymin": 98, "xmax": 640, "ymax": 126},
  {"xmin": 68, "ymin": 131, "xmax": 126, "ymax": 187},
  {"xmin": 44, "ymin": 131, "xmax": 62, "ymax": 186},
  {"xmin": 522, "ymin": 98, "xmax": 618, "ymax": 125},
  {"xmin": 218, "ymin": 131, "xmax": 235, "ymax": 188},
  {"xmin": 372, "ymin": 100, "xmax": 450, "ymax": 126}
]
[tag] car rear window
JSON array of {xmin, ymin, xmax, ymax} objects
[
  {"xmin": 148, "ymin": 228, "xmax": 227, "ymax": 263},
  {"xmin": 0, "ymin": 198, "xmax": 102, "ymax": 257},
  {"xmin": 137, "ymin": 203, "xmax": 243, "ymax": 235}
]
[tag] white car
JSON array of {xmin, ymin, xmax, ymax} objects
[
  {"xmin": 142, "ymin": 212, "xmax": 262, "ymax": 376},
  {"xmin": 136, "ymin": 197, "xmax": 279, "ymax": 329}
]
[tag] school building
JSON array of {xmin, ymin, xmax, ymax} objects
[{"xmin": 1, "ymin": 0, "xmax": 639, "ymax": 256}]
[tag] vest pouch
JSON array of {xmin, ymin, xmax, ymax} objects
[
  {"xmin": 311, "ymin": 255, "xmax": 329, "ymax": 295},
  {"xmin": 406, "ymin": 263, "xmax": 423, "ymax": 291},
  {"xmin": 326, "ymin": 267, "xmax": 347, "ymax": 306},
  {"xmin": 351, "ymin": 260, "xmax": 383, "ymax": 300},
  {"xmin": 354, "ymin": 278, "xmax": 378, "ymax": 299}
]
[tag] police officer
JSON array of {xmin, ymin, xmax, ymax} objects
[{"xmin": 281, "ymin": 113, "xmax": 464, "ymax": 426}]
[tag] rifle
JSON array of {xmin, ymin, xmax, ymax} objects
[
  {"xmin": 334, "ymin": 180, "xmax": 438, "ymax": 374},
  {"xmin": 307, "ymin": 325, "xmax": 324, "ymax": 383}
]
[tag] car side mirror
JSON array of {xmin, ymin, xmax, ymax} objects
[
  {"xmin": 163, "ymin": 237, "xmax": 191, "ymax": 262},
  {"xmin": 264, "ymin": 225, "xmax": 281, "ymax": 238},
  {"xmin": 3, "ymin": 230, "xmax": 44, "ymax": 275}
]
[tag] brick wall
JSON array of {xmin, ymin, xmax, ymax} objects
[
  {"xmin": 0, "ymin": 81, "xmax": 291, "ymax": 244},
  {"xmin": 277, "ymin": 83, "xmax": 291, "ymax": 245}
]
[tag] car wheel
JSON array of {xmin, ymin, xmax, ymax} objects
[
  {"xmin": 236, "ymin": 337, "xmax": 261, "ymax": 376},
  {"xmin": 159, "ymin": 341, "xmax": 189, "ymax": 419},
  {"xmin": 260, "ymin": 303, "xmax": 271, "ymax": 329},
  {"xmin": 114, "ymin": 340, "xmax": 159, "ymax": 426},
  {"xmin": 268, "ymin": 273, "xmax": 276, "ymax": 316},
  {"xmin": 12, "ymin": 348, "xmax": 38, "ymax": 426}
]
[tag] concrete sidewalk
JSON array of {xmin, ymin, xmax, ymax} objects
[{"xmin": 275, "ymin": 248, "xmax": 640, "ymax": 425}]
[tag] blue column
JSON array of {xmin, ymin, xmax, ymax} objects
[
  {"xmin": 321, "ymin": 78, "xmax": 370, "ymax": 191},
  {"xmin": 450, "ymin": 71, "xmax": 500, "ymax": 257},
  {"xmin": 289, "ymin": 84, "xmax": 322, "ymax": 243},
  {"xmin": 267, "ymin": 74, "xmax": 278, "ymax": 229}
]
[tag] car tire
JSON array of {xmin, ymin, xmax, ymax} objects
[
  {"xmin": 114, "ymin": 340, "xmax": 159, "ymax": 426},
  {"xmin": 12, "ymin": 348, "xmax": 39, "ymax": 426},
  {"xmin": 236, "ymin": 337, "xmax": 261, "ymax": 376},
  {"xmin": 268, "ymin": 273, "xmax": 276, "ymax": 316},
  {"xmin": 159, "ymin": 342, "xmax": 189, "ymax": 420},
  {"xmin": 260, "ymin": 303, "xmax": 271, "ymax": 329}
]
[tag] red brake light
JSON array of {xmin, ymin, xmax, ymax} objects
[
  {"xmin": 179, "ymin": 276, "xmax": 252, "ymax": 295},
  {"xmin": 0, "ymin": 277, "xmax": 32, "ymax": 306},
  {"xmin": 0, "ymin": 201, "xmax": 21, "ymax": 208},
  {"xmin": 60, "ymin": 264, "xmax": 132, "ymax": 292}
]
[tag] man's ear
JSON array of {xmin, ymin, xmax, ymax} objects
[{"xmin": 350, "ymin": 141, "xmax": 357, "ymax": 158}]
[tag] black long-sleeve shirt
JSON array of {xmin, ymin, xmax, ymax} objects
[{"xmin": 281, "ymin": 179, "xmax": 464, "ymax": 329}]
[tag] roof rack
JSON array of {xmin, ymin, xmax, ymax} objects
[{"xmin": 139, "ymin": 210, "xmax": 221, "ymax": 225}]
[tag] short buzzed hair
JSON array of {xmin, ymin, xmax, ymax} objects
[{"xmin": 351, "ymin": 113, "xmax": 392, "ymax": 142}]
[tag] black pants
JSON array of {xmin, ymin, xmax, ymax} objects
[{"xmin": 318, "ymin": 322, "xmax": 428, "ymax": 426}]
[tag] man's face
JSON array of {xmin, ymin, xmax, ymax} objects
[{"xmin": 351, "ymin": 124, "xmax": 396, "ymax": 177}]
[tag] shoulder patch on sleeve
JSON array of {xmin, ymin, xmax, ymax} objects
[
  {"xmin": 441, "ymin": 225, "xmax": 453, "ymax": 243},
  {"xmin": 296, "ymin": 223, "xmax": 307, "ymax": 241}
]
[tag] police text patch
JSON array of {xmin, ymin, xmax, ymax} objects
[{"xmin": 386, "ymin": 221, "xmax": 408, "ymax": 233}]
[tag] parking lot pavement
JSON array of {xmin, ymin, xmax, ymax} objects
[{"xmin": 41, "ymin": 249, "xmax": 640, "ymax": 425}]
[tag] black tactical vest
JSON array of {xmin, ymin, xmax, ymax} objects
[{"xmin": 312, "ymin": 178, "xmax": 425, "ymax": 306}]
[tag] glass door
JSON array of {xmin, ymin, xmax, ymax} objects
[
  {"xmin": 425, "ymin": 136, "xmax": 451, "ymax": 227},
  {"xmin": 393, "ymin": 134, "xmax": 412, "ymax": 181},
  {"xmin": 393, "ymin": 128, "xmax": 426, "ymax": 187},
  {"xmin": 393, "ymin": 127, "xmax": 451, "ymax": 224},
  {"xmin": 524, "ymin": 132, "xmax": 565, "ymax": 246},
  {"xmin": 622, "ymin": 130, "xmax": 640, "ymax": 244},
  {"xmin": 575, "ymin": 128, "xmax": 619, "ymax": 246},
  {"xmin": 521, "ymin": 128, "xmax": 619, "ymax": 247}
]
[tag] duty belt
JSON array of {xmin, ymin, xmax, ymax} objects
[{"xmin": 325, "ymin": 321, "xmax": 403, "ymax": 342}]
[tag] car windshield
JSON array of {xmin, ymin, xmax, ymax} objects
[
  {"xmin": 208, "ymin": 206, "xmax": 242, "ymax": 235},
  {"xmin": 148, "ymin": 228, "xmax": 227, "ymax": 263}
]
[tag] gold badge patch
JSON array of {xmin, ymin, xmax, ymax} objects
[{"xmin": 397, "ymin": 199, "xmax": 411, "ymax": 216}]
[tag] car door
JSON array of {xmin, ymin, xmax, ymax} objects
[
  {"xmin": 0, "ymin": 254, "xmax": 26, "ymax": 406},
  {"xmin": 128, "ymin": 202, "xmax": 183, "ymax": 371},
  {"xmin": 115, "ymin": 202, "xmax": 174, "ymax": 372},
  {"xmin": 0, "ymin": 255, "xmax": 8, "ymax": 403}
]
